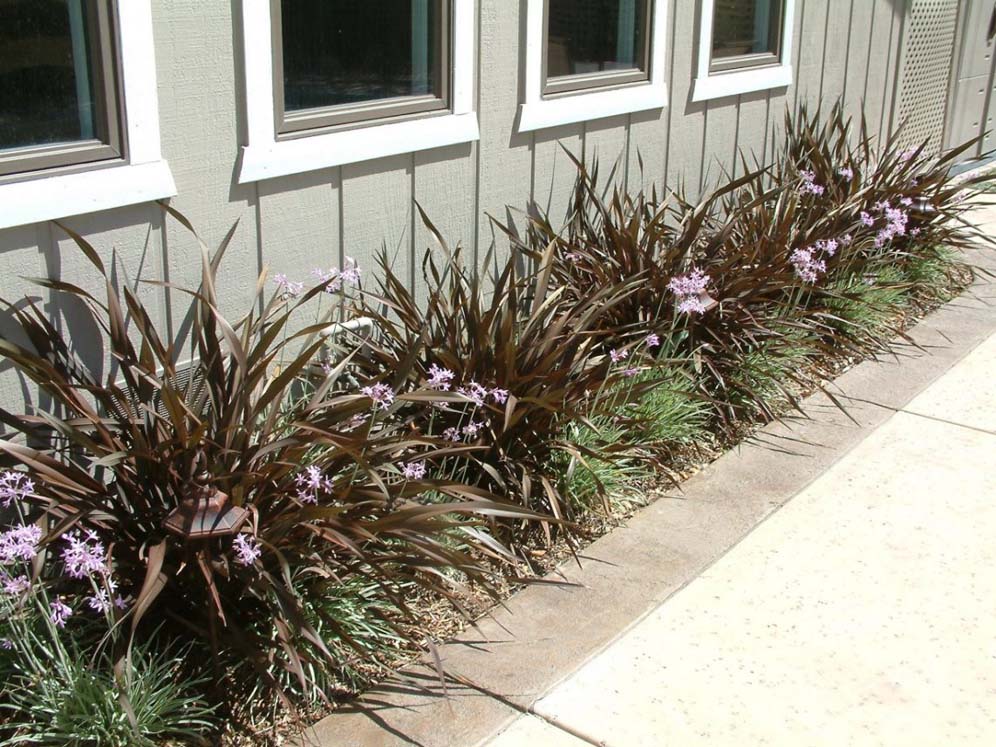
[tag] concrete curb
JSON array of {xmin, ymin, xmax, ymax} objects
[{"xmin": 301, "ymin": 249, "xmax": 996, "ymax": 747}]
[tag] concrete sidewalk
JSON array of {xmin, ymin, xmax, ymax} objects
[{"xmin": 485, "ymin": 330, "xmax": 996, "ymax": 747}]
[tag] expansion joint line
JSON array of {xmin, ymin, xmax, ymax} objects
[
  {"xmin": 451, "ymin": 672, "xmax": 605, "ymax": 747},
  {"xmin": 840, "ymin": 395, "xmax": 996, "ymax": 438}
]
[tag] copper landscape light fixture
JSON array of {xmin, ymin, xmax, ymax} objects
[
  {"xmin": 164, "ymin": 472, "xmax": 249, "ymax": 539},
  {"xmin": 698, "ymin": 290, "xmax": 719, "ymax": 313},
  {"xmin": 910, "ymin": 196, "xmax": 937, "ymax": 219}
]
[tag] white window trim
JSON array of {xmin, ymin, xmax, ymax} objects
[
  {"xmin": 692, "ymin": 0, "xmax": 796, "ymax": 103},
  {"xmin": 518, "ymin": 0, "xmax": 669, "ymax": 133},
  {"xmin": 238, "ymin": 0, "xmax": 479, "ymax": 183},
  {"xmin": 0, "ymin": 1, "xmax": 174, "ymax": 231}
]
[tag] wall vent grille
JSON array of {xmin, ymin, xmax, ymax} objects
[{"xmin": 894, "ymin": 0, "xmax": 960, "ymax": 150}]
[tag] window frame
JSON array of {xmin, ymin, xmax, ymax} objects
[
  {"xmin": 709, "ymin": 50, "xmax": 781, "ymax": 74},
  {"xmin": 0, "ymin": 0, "xmax": 125, "ymax": 180},
  {"xmin": 692, "ymin": 0, "xmax": 796, "ymax": 103},
  {"xmin": 707, "ymin": 0, "xmax": 784, "ymax": 74},
  {"xmin": 269, "ymin": 0, "xmax": 453, "ymax": 137},
  {"xmin": 239, "ymin": 0, "xmax": 479, "ymax": 183},
  {"xmin": 0, "ymin": 0, "xmax": 175, "ymax": 230},
  {"xmin": 541, "ymin": 0, "xmax": 654, "ymax": 97},
  {"xmin": 519, "ymin": 0, "xmax": 669, "ymax": 133}
]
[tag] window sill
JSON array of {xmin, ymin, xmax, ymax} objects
[
  {"xmin": 518, "ymin": 82, "xmax": 668, "ymax": 133},
  {"xmin": 692, "ymin": 64, "xmax": 793, "ymax": 103},
  {"xmin": 238, "ymin": 111, "xmax": 480, "ymax": 183},
  {"xmin": 0, "ymin": 159, "xmax": 176, "ymax": 231}
]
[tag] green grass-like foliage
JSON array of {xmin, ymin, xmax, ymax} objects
[
  {"xmin": 0, "ymin": 579, "xmax": 215, "ymax": 747},
  {"xmin": 3, "ymin": 635, "xmax": 214, "ymax": 747}
]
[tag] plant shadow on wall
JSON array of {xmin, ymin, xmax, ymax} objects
[{"xmin": 0, "ymin": 102, "xmax": 990, "ymax": 745}]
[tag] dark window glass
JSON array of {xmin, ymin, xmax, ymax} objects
[
  {"xmin": 547, "ymin": 0, "xmax": 648, "ymax": 79},
  {"xmin": 711, "ymin": 0, "xmax": 783, "ymax": 60},
  {"xmin": 0, "ymin": 0, "xmax": 105, "ymax": 151},
  {"xmin": 280, "ymin": 0, "xmax": 444, "ymax": 113}
]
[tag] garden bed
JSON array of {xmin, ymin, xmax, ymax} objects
[
  {"xmin": 260, "ymin": 240, "xmax": 979, "ymax": 747},
  {"xmin": 0, "ymin": 105, "xmax": 991, "ymax": 746},
  {"xmin": 300, "ymin": 243, "xmax": 996, "ymax": 747}
]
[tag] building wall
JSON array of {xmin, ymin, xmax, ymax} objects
[{"xmin": 0, "ymin": 0, "xmax": 908, "ymax": 412}]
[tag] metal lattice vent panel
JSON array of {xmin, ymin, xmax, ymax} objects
[{"xmin": 895, "ymin": 0, "xmax": 959, "ymax": 150}]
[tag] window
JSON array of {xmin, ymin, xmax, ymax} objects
[
  {"xmin": 239, "ymin": 0, "xmax": 478, "ymax": 182},
  {"xmin": 0, "ymin": 1, "xmax": 174, "ymax": 230},
  {"xmin": 519, "ymin": 0, "xmax": 668, "ymax": 133},
  {"xmin": 693, "ymin": 0, "xmax": 796, "ymax": 102},
  {"xmin": 710, "ymin": 0, "xmax": 783, "ymax": 72},
  {"xmin": 0, "ymin": 0, "xmax": 123, "ymax": 178},
  {"xmin": 272, "ymin": 0, "xmax": 450, "ymax": 135},
  {"xmin": 544, "ymin": 0, "xmax": 651, "ymax": 95}
]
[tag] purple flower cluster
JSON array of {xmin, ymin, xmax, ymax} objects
[
  {"xmin": 273, "ymin": 273, "xmax": 305, "ymax": 298},
  {"xmin": 837, "ymin": 166, "xmax": 854, "ymax": 181},
  {"xmin": 361, "ymin": 382, "xmax": 395, "ymax": 410},
  {"xmin": 882, "ymin": 207, "xmax": 909, "ymax": 238},
  {"xmin": 610, "ymin": 348, "xmax": 629, "ymax": 363},
  {"xmin": 402, "ymin": 462, "xmax": 427, "ymax": 480},
  {"xmin": 311, "ymin": 257, "xmax": 361, "ymax": 294},
  {"xmin": 457, "ymin": 381, "xmax": 489, "ymax": 406},
  {"xmin": 0, "ymin": 471, "xmax": 34, "ymax": 508},
  {"xmin": 668, "ymin": 269, "xmax": 711, "ymax": 315},
  {"xmin": 0, "ymin": 523, "xmax": 41, "ymax": 565},
  {"xmin": 427, "ymin": 364, "xmax": 455, "ymax": 391},
  {"xmin": 88, "ymin": 583, "xmax": 129, "ymax": 613},
  {"xmin": 425, "ymin": 373, "xmax": 508, "ymax": 444},
  {"xmin": 295, "ymin": 465, "xmax": 333, "ymax": 504},
  {"xmin": 461, "ymin": 421, "xmax": 485, "ymax": 438},
  {"xmin": 645, "ymin": 333, "xmax": 660, "ymax": 349},
  {"xmin": 790, "ymin": 247, "xmax": 827, "ymax": 283},
  {"xmin": 87, "ymin": 587, "xmax": 115, "ymax": 614},
  {"xmin": 61, "ymin": 530, "xmax": 109, "ymax": 580},
  {"xmin": 276, "ymin": 258, "xmax": 361, "ymax": 299},
  {"xmin": 340, "ymin": 257, "xmax": 362, "ymax": 286},
  {"xmin": 456, "ymin": 381, "xmax": 508, "ymax": 407},
  {"xmin": 311, "ymin": 267, "xmax": 343, "ymax": 294},
  {"xmin": 862, "ymin": 201, "xmax": 910, "ymax": 248},
  {"xmin": 1, "ymin": 573, "xmax": 30, "ymax": 596},
  {"xmin": 798, "ymin": 169, "xmax": 825, "ymax": 196},
  {"xmin": 789, "ymin": 234, "xmax": 849, "ymax": 284},
  {"xmin": 233, "ymin": 534, "xmax": 262, "ymax": 567},
  {"xmin": 50, "ymin": 597, "xmax": 73, "ymax": 628},
  {"xmin": 441, "ymin": 422, "xmax": 486, "ymax": 441}
]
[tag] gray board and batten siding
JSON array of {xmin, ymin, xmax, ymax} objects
[{"xmin": 0, "ymin": 1, "xmax": 911, "ymax": 414}]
